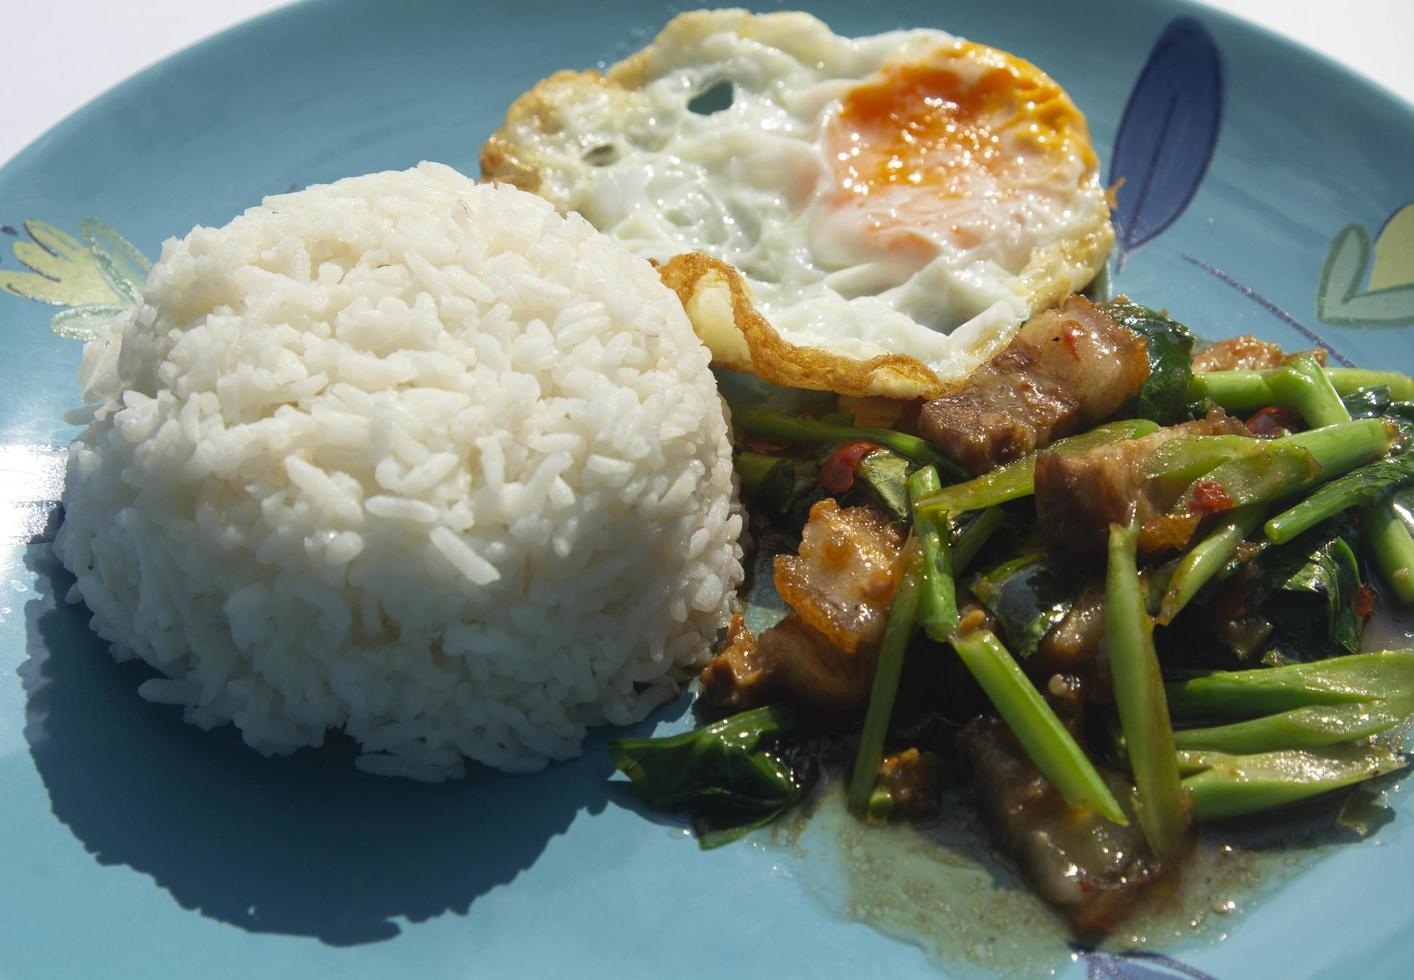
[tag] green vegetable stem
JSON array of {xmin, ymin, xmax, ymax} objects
[
  {"xmin": 847, "ymin": 537, "xmax": 926, "ymax": 819},
  {"xmin": 1165, "ymin": 651, "xmax": 1414, "ymax": 717},
  {"xmin": 1172, "ymin": 419, "xmax": 1395, "ymax": 515},
  {"xmin": 734, "ymin": 407, "xmax": 964, "ymax": 479},
  {"xmin": 1264, "ymin": 454, "xmax": 1414, "ymax": 545},
  {"xmin": 1172, "ymin": 702, "xmax": 1405, "ymax": 754},
  {"xmin": 1181, "ymin": 744, "xmax": 1408, "ymax": 820},
  {"xmin": 950, "ymin": 628, "xmax": 1127, "ymax": 824},
  {"xmin": 1106, "ymin": 517, "xmax": 1189, "ymax": 860},
  {"xmin": 1264, "ymin": 354, "xmax": 1352, "ymax": 429},
  {"xmin": 1191, "ymin": 366, "xmax": 1414, "ymax": 413},
  {"xmin": 1364, "ymin": 493, "xmax": 1414, "ymax": 606},
  {"xmin": 907, "ymin": 467, "xmax": 959, "ymax": 640},
  {"xmin": 951, "ymin": 506, "xmax": 1004, "ymax": 574},
  {"xmin": 1156, "ymin": 504, "xmax": 1265, "ymax": 624}
]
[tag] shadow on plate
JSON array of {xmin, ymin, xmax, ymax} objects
[{"xmin": 19, "ymin": 545, "xmax": 672, "ymax": 946}]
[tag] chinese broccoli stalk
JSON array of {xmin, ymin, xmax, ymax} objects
[
  {"xmin": 1106, "ymin": 517, "xmax": 1189, "ymax": 859},
  {"xmin": 907, "ymin": 466, "xmax": 959, "ymax": 640},
  {"xmin": 951, "ymin": 628, "xmax": 1127, "ymax": 824},
  {"xmin": 847, "ymin": 538, "xmax": 925, "ymax": 818},
  {"xmin": 1192, "ymin": 366, "xmax": 1414, "ymax": 413},
  {"xmin": 733, "ymin": 407, "xmax": 964, "ymax": 479}
]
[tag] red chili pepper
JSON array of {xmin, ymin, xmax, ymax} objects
[
  {"xmin": 1246, "ymin": 406, "xmax": 1303, "ymax": 437},
  {"xmin": 819, "ymin": 441, "xmax": 880, "ymax": 495},
  {"xmin": 1355, "ymin": 584, "xmax": 1379, "ymax": 618},
  {"xmin": 1190, "ymin": 478, "xmax": 1234, "ymax": 514}
]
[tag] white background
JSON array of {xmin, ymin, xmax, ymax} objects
[{"xmin": 0, "ymin": 1, "xmax": 1410, "ymax": 167}]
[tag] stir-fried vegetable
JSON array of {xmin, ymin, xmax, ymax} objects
[
  {"xmin": 846, "ymin": 538, "xmax": 926, "ymax": 818},
  {"xmin": 907, "ymin": 467, "xmax": 959, "ymax": 640},
  {"xmin": 1172, "ymin": 702, "xmax": 1406, "ymax": 754},
  {"xmin": 1099, "ymin": 300, "xmax": 1196, "ymax": 425},
  {"xmin": 970, "ymin": 554, "xmax": 1073, "ymax": 659},
  {"xmin": 1157, "ymin": 505, "xmax": 1264, "ymax": 624},
  {"xmin": 951, "ymin": 628, "xmax": 1127, "ymax": 824},
  {"xmin": 916, "ymin": 419, "xmax": 1159, "ymax": 515},
  {"xmin": 1106, "ymin": 517, "xmax": 1189, "ymax": 860},
  {"xmin": 1257, "ymin": 520, "xmax": 1366, "ymax": 663},
  {"xmin": 733, "ymin": 406, "xmax": 964, "ymax": 478},
  {"xmin": 1181, "ymin": 744, "xmax": 1407, "ymax": 820},
  {"xmin": 1264, "ymin": 354, "xmax": 1351, "ymax": 428},
  {"xmin": 1171, "ymin": 419, "xmax": 1395, "ymax": 516},
  {"xmin": 1166, "ymin": 652, "xmax": 1414, "ymax": 716},
  {"xmin": 854, "ymin": 448, "xmax": 912, "ymax": 522},
  {"xmin": 608, "ymin": 706, "xmax": 813, "ymax": 849},
  {"xmin": 1366, "ymin": 492, "xmax": 1414, "ymax": 605},
  {"xmin": 1191, "ymin": 366, "xmax": 1414, "ymax": 413},
  {"xmin": 1265, "ymin": 453, "xmax": 1414, "ymax": 544},
  {"xmin": 615, "ymin": 330, "xmax": 1414, "ymax": 936},
  {"xmin": 951, "ymin": 506, "xmax": 1004, "ymax": 574}
]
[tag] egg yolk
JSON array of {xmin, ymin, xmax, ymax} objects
[{"xmin": 823, "ymin": 41, "xmax": 1097, "ymax": 256}]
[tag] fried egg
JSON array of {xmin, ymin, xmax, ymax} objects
[{"xmin": 481, "ymin": 9, "xmax": 1112, "ymax": 398}]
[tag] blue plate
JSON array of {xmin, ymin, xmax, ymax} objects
[{"xmin": 2, "ymin": 1, "xmax": 1412, "ymax": 977}]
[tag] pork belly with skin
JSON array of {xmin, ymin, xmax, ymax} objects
[
  {"xmin": 919, "ymin": 296, "xmax": 1150, "ymax": 474},
  {"xmin": 700, "ymin": 500, "xmax": 902, "ymax": 713},
  {"xmin": 1034, "ymin": 409, "xmax": 1251, "ymax": 558}
]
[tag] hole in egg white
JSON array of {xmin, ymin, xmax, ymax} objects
[
  {"xmin": 582, "ymin": 144, "xmax": 620, "ymax": 167},
  {"xmin": 686, "ymin": 80, "xmax": 734, "ymax": 116}
]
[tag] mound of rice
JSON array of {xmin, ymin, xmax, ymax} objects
[{"xmin": 54, "ymin": 162, "xmax": 743, "ymax": 780}]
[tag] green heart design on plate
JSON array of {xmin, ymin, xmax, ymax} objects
[{"xmin": 1316, "ymin": 204, "xmax": 1414, "ymax": 328}]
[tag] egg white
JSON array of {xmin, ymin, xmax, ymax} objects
[{"xmin": 481, "ymin": 9, "xmax": 1112, "ymax": 397}]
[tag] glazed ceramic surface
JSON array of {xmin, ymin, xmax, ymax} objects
[{"xmin": 2, "ymin": 1, "xmax": 1412, "ymax": 977}]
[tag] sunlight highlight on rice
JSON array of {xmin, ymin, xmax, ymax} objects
[{"xmin": 53, "ymin": 162, "xmax": 744, "ymax": 779}]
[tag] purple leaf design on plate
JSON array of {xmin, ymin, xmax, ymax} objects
[{"xmin": 1109, "ymin": 17, "xmax": 1224, "ymax": 271}]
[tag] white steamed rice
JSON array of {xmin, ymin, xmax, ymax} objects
[{"xmin": 54, "ymin": 162, "xmax": 744, "ymax": 780}]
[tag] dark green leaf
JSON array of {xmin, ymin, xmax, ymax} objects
[
  {"xmin": 852, "ymin": 449, "xmax": 912, "ymax": 523},
  {"xmin": 608, "ymin": 706, "xmax": 814, "ymax": 849},
  {"xmin": 1342, "ymin": 385, "xmax": 1394, "ymax": 419},
  {"xmin": 970, "ymin": 554, "xmax": 1074, "ymax": 659},
  {"xmin": 1260, "ymin": 519, "xmax": 1365, "ymax": 662},
  {"xmin": 738, "ymin": 453, "xmax": 823, "ymax": 532},
  {"xmin": 1101, "ymin": 300, "xmax": 1197, "ymax": 424}
]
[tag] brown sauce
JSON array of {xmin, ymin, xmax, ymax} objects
[{"xmin": 756, "ymin": 606, "xmax": 1414, "ymax": 976}]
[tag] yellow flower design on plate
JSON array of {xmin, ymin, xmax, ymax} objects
[{"xmin": 0, "ymin": 218, "xmax": 149, "ymax": 339}]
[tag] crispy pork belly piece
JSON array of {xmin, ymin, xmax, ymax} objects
[
  {"xmin": 700, "ymin": 499, "xmax": 903, "ymax": 713},
  {"xmin": 877, "ymin": 748, "xmax": 944, "ymax": 816},
  {"xmin": 959, "ymin": 711, "xmax": 1170, "ymax": 936},
  {"xmin": 698, "ymin": 613, "xmax": 877, "ymax": 713},
  {"xmin": 1191, "ymin": 335, "xmax": 1328, "ymax": 372},
  {"xmin": 919, "ymin": 296, "xmax": 1150, "ymax": 473},
  {"xmin": 774, "ymin": 499, "xmax": 904, "ymax": 653},
  {"xmin": 698, "ymin": 614, "xmax": 768, "ymax": 711},
  {"xmin": 1034, "ymin": 410, "xmax": 1251, "ymax": 558}
]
